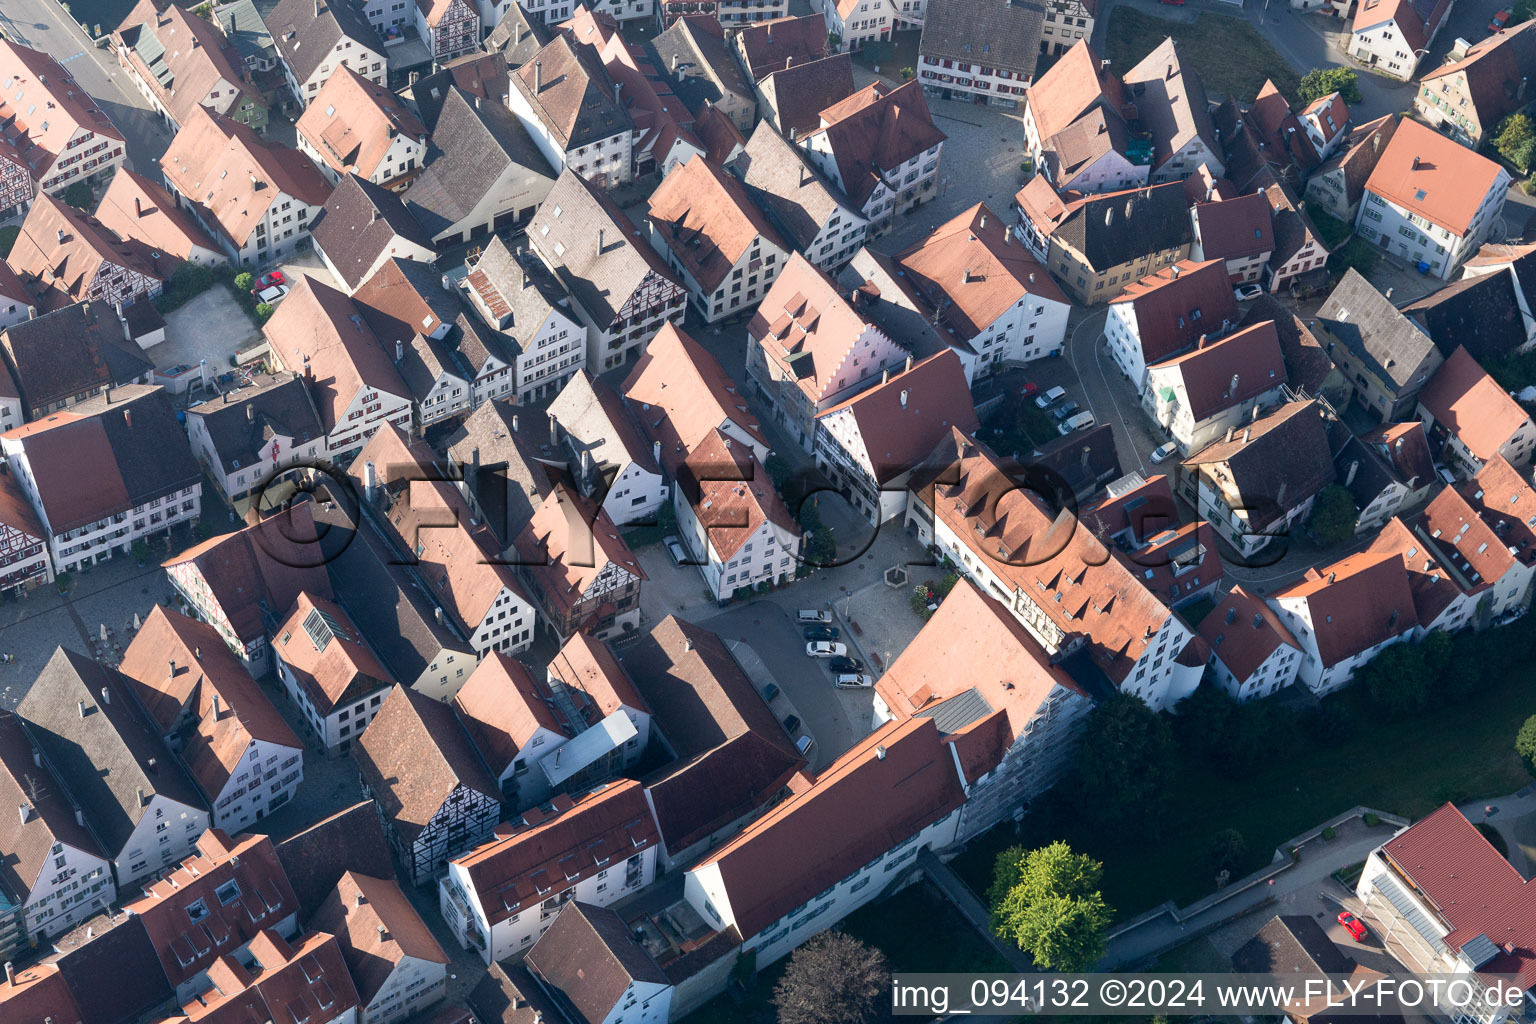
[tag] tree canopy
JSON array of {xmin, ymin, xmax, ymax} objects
[
  {"xmin": 1072, "ymin": 693, "xmax": 1176, "ymax": 831},
  {"xmin": 773, "ymin": 931, "xmax": 889, "ymax": 1024},
  {"xmin": 1299, "ymin": 67, "xmax": 1361, "ymax": 105},
  {"xmin": 988, "ymin": 842, "xmax": 1112, "ymax": 970},
  {"xmin": 1308, "ymin": 485, "xmax": 1359, "ymax": 545}
]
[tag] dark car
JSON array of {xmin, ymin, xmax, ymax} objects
[
  {"xmin": 1052, "ymin": 401, "xmax": 1082, "ymax": 421},
  {"xmin": 802, "ymin": 625, "xmax": 840, "ymax": 641},
  {"xmin": 828, "ymin": 656, "xmax": 860, "ymax": 673},
  {"xmin": 782, "ymin": 714, "xmax": 802, "ymax": 734}
]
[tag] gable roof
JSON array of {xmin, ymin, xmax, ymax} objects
[
  {"xmin": 525, "ymin": 902, "xmax": 670, "ymax": 1024},
  {"xmin": 1417, "ymin": 345, "xmax": 1533, "ymax": 462},
  {"xmin": 454, "ymin": 653, "xmax": 568, "ymax": 775},
  {"xmin": 1365, "ymin": 117, "xmax": 1505, "ymax": 236},
  {"xmin": 1464, "ymin": 454, "xmax": 1536, "ymax": 569},
  {"xmin": 648, "ymin": 154, "xmax": 788, "ymax": 292},
  {"xmin": 1198, "ymin": 585, "xmax": 1300, "ymax": 682},
  {"xmin": 184, "ymin": 371, "xmax": 325, "ymax": 476},
  {"xmin": 117, "ymin": 607, "xmax": 300, "ymax": 805},
  {"xmin": 94, "ymin": 168, "xmax": 224, "ymax": 263},
  {"xmin": 622, "ymin": 322, "xmax": 765, "ymax": 476},
  {"xmin": 0, "ymin": 710, "xmax": 102, "ymax": 899},
  {"xmin": 758, "ymin": 53, "xmax": 857, "ymax": 141},
  {"xmin": 273, "ymin": 590, "xmax": 391, "ymax": 714},
  {"xmin": 308, "ymin": 174, "xmax": 436, "ymax": 291},
  {"xmin": 297, "ymin": 66, "xmax": 427, "ymax": 181},
  {"xmin": 1421, "ymin": 20, "xmax": 1536, "ymax": 131},
  {"xmin": 268, "ymin": 0, "xmax": 382, "ymax": 85},
  {"xmin": 402, "ymin": 87, "xmax": 555, "ymax": 239},
  {"xmin": 817, "ymin": 349, "xmax": 977, "ymax": 484},
  {"xmin": 513, "ymin": 484, "xmax": 645, "ymax": 626},
  {"xmin": 918, "ymin": 0, "xmax": 1044, "ymax": 77},
  {"xmin": 618, "ymin": 616, "xmax": 804, "ymax": 852},
  {"xmin": 9, "ymin": 191, "xmax": 164, "ymax": 306},
  {"xmin": 1182, "ymin": 400, "xmax": 1337, "ymax": 529},
  {"xmin": 804, "ymin": 80, "xmax": 945, "ymax": 208},
  {"xmin": 695, "ymin": 717, "xmax": 964, "ymax": 939},
  {"xmin": 548, "ymin": 631, "xmax": 650, "ymax": 719},
  {"xmin": 161, "ymin": 105, "xmax": 332, "ymax": 249},
  {"xmin": 1352, "ymin": 0, "xmax": 1452, "ymax": 53},
  {"xmin": 1313, "ymin": 112, "xmax": 1399, "ymax": 210},
  {"xmin": 354, "ymin": 684, "xmax": 500, "ymax": 843},
  {"xmin": 412, "ymin": 53, "xmax": 512, "ymax": 133},
  {"xmin": 115, "ymin": 0, "xmax": 254, "ymax": 128},
  {"xmin": 452, "ymin": 780, "xmax": 657, "ymax": 926},
  {"xmin": 675, "ymin": 428, "xmax": 799, "ymax": 560},
  {"xmin": 528, "ymin": 169, "xmax": 681, "ymax": 329},
  {"xmin": 0, "ymin": 300, "xmax": 154, "ymax": 413},
  {"xmin": 648, "ymin": 15, "xmax": 754, "ymax": 119},
  {"xmin": 310, "ymin": 870, "xmax": 449, "ymax": 1003},
  {"xmin": 1273, "ymin": 550, "xmax": 1419, "ymax": 666},
  {"xmin": 1111, "ymin": 258, "xmax": 1239, "ymax": 365},
  {"xmin": 737, "ymin": 120, "xmax": 858, "ymax": 253},
  {"xmin": 1149, "ymin": 318, "xmax": 1286, "ymax": 421},
  {"xmin": 0, "ymin": 963, "xmax": 85, "ymax": 1024},
  {"xmin": 1122, "ymin": 37, "xmax": 1220, "ymax": 174},
  {"xmin": 735, "ymin": 15, "xmax": 830, "ymax": 81},
  {"xmin": 162, "ymin": 501, "xmax": 332, "ymax": 648},
  {"xmin": 1404, "ymin": 269, "xmax": 1528, "ymax": 363},
  {"xmin": 1024, "ymin": 38, "xmax": 1119, "ymax": 141},
  {"xmin": 1316, "ymin": 268, "xmax": 1438, "ymax": 391},
  {"xmin": 273, "ymin": 800, "xmax": 395, "ymax": 912},
  {"xmin": 510, "ymin": 33, "xmax": 631, "ymax": 148},
  {"xmin": 1043, "ymin": 180, "xmax": 1194, "ymax": 271},
  {"xmin": 0, "ymin": 40, "xmax": 123, "ymax": 183},
  {"xmin": 486, "ymin": 5, "xmax": 554, "ymax": 69},
  {"xmin": 1193, "ymin": 191, "xmax": 1274, "ymax": 263}
]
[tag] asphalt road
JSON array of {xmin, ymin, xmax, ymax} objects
[{"xmin": 0, "ymin": 0, "xmax": 173, "ymax": 177}]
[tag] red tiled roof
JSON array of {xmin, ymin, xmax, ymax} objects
[
  {"xmin": 804, "ymin": 80, "xmax": 945, "ymax": 208},
  {"xmin": 1024, "ymin": 39, "xmax": 1119, "ymax": 142},
  {"xmin": 1417, "ymin": 345, "xmax": 1533, "ymax": 462},
  {"xmin": 454, "ymin": 653, "xmax": 568, "ymax": 775},
  {"xmin": 1148, "ymin": 318, "xmax": 1285, "ymax": 422},
  {"xmin": 0, "ymin": 964, "xmax": 83, "ymax": 1024},
  {"xmin": 547, "ymin": 632, "xmax": 650, "ymax": 718},
  {"xmin": 1197, "ymin": 584, "xmax": 1299, "ymax": 682},
  {"xmin": 1463, "ymin": 455, "xmax": 1536, "ymax": 567},
  {"xmin": 273, "ymin": 591, "xmax": 390, "ymax": 714},
  {"xmin": 1365, "ymin": 118, "xmax": 1504, "ymax": 236},
  {"xmin": 694, "ymin": 717, "xmax": 964, "ymax": 940},
  {"xmin": 1273, "ymin": 551, "xmax": 1418, "ymax": 667},
  {"xmin": 514, "ymin": 484, "xmax": 644, "ymax": 625},
  {"xmin": 676, "ymin": 429, "xmax": 798, "ymax": 560},
  {"xmin": 1379, "ymin": 803, "xmax": 1536, "ymax": 990},
  {"xmin": 1192, "ymin": 191, "xmax": 1274, "ymax": 265},
  {"xmin": 1111, "ymin": 258, "xmax": 1239, "ymax": 365},
  {"xmin": 647, "ymin": 155, "xmax": 786, "ymax": 292},
  {"xmin": 310, "ymin": 871, "xmax": 448, "ymax": 1005},
  {"xmin": 1353, "ymin": 0, "xmax": 1452, "ymax": 53}
]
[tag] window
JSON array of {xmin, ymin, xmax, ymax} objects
[{"xmin": 216, "ymin": 880, "xmax": 241, "ymax": 905}]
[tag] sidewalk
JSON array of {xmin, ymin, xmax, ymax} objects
[{"xmin": 920, "ymin": 849, "xmax": 1033, "ymax": 973}]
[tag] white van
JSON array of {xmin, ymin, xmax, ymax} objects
[{"xmin": 1058, "ymin": 411, "xmax": 1096, "ymax": 435}]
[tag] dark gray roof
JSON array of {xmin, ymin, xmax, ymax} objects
[
  {"xmin": 410, "ymin": 53, "xmax": 512, "ymax": 133},
  {"xmin": 402, "ymin": 87, "xmax": 556, "ymax": 240},
  {"xmin": 1028, "ymin": 422, "xmax": 1124, "ymax": 502},
  {"xmin": 736, "ymin": 121, "xmax": 855, "ymax": 252},
  {"xmin": 759, "ymin": 53, "xmax": 856, "ymax": 141},
  {"xmin": 1054, "ymin": 182, "xmax": 1193, "ymax": 272},
  {"xmin": 1317, "ymin": 268, "xmax": 1438, "ymax": 391},
  {"xmin": 18, "ymin": 649, "xmax": 206, "ymax": 856},
  {"xmin": 1404, "ymin": 268, "xmax": 1528, "ymax": 364},
  {"xmin": 918, "ymin": 0, "xmax": 1045, "ymax": 77},
  {"xmin": 527, "ymin": 169, "xmax": 680, "ymax": 330},
  {"xmin": 185, "ymin": 372, "xmax": 324, "ymax": 475},
  {"xmin": 469, "ymin": 235, "xmax": 569, "ymax": 337},
  {"xmin": 1184, "ymin": 402, "xmax": 1337, "ymax": 531},
  {"xmin": 0, "ymin": 301, "xmax": 155, "ymax": 413},
  {"xmin": 838, "ymin": 247, "xmax": 953, "ymax": 362},
  {"xmin": 486, "ymin": 5, "xmax": 552, "ymax": 68},
  {"xmin": 46, "ymin": 914, "xmax": 173, "ymax": 1024},
  {"xmin": 913, "ymin": 685, "xmax": 994, "ymax": 732},
  {"xmin": 67, "ymin": 385, "xmax": 201, "ymax": 510},
  {"xmin": 268, "ymin": 0, "xmax": 382, "ymax": 86},
  {"xmin": 468, "ymin": 962, "xmax": 561, "ymax": 1024},
  {"xmin": 1336, "ymin": 434, "xmax": 1397, "ymax": 511},
  {"xmin": 312, "ymin": 500, "xmax": 472, "ymax": 713},
  {"xmin": 444, "ymin": 399, "xmax": 563, "ymax": 546},
  {"xmin": 647, "ymin": 16, "xmax": 753, "ymax": 119},
  {"xmin": 213, "ymin": 0, "xmax": 276, "ymax": 63},
  {"xmin": 274, "ymin": 799, "xmax": 395, "ymax": 915},
  {"xmin": 309, "ymin": 174, "xmax": 437, "ymax": 292}
]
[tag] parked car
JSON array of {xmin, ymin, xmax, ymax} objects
[
  {"xmin": 806, "ymin": 641, "xmax": 848, "ymax": 658},
  {"xmin": 1159, "ymin": 0, "xmax": 1185, "ymax": 5},
  {"xmin": 1052, "ymin": 401, "xmax": 1082, "ymax": 422},
  {"xmin": 762, "ymin": 682, "xmax": 780, "ymax": 702},
  {"xmin": 258, "ymin": 270, "xmax": 286, "ymax": 289},
  {"xmin": 1337, "ymin": 911, "xmax": 1368, "ymax": 942},
  {"xmin": 254, "ymin": 284, "xmax": 288, "ymax": 303},
  {"xmin": 1034, "ymin": 385, "xmax": 1067, "ymax": 409},
  {"xmin": 1150, "ymin": 441, "xmax": 1179, "ymax": 464},
  {"xmin": 782, "ymin": 714, "xmax": 802, "ymax": 734},
  {"xmin": 796, "ymin": 734, "xmax": 814, "ymax": 756},
  {"xmin": 803, "ymin": 625, "xmax": 840, "ymax": 641},
  {"xmin": 1491, "ymin": 7, "xmax": 1512, "ymax": 30},
  {"xmin": 663, "ymin": 535, "xmax": 688, "ymax": 566},
  {"xmin": 1234, "ymin": 283, "xmax": 1264, "ymax": 302},
  {"xmin": 796, "ymin": 609, "xmax": 832, "ymax": 624},
  {"xmin": 828, "ymin": 656, "xmax": 860, "ymax": 673},
  {"xmin": 836, "ymin": 672, "xmax": 873, "ymax": 688},
  {"xmin": 1057, "ymin": 411, "xmax": 1096, "ymax": 435},
  {"xmin": 1019, "ymin": 381, "xmax": 1039, "ymax": 398}
]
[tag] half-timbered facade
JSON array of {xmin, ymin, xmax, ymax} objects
[
  {"xmin": 0, "ymin": 465, "xmax": 51, "ymax": 593},
  {"xmin": 416, "ymin": 0, "xmax": 480, "ymax": 63},
  {"xmin": 514, "ymin": 486, "xmax": 646, "ymax": 643}
]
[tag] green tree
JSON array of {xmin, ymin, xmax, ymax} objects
[
  {"xmin": 1518, "ymin": 715, "xmax": 1536, "ymax": 776},
  {"xmin": 1362, "ymin": 631, "xmax": 1451, "ymax": 718},
  {"xmin": 988, "ymin": 842, "xmax": 1112, "ymax": 970},
  {"xmin": 254, "ymin": 301, "xmax": 275, "ymax": 324},
  {"xmin": 1299, "ymin": 67, "xmax": 1362, "ymax": 105},
  {"xmin": 1072, "ymin": 693, "xmax": 1175, "ymax": 832},
  {"xmin": 0, "ymin": 225, "xmax": 18, "ymax": 258},
  {"xmin": 61, "ymin": 182, "xmax": 94, "ymax": 210},
  {"xmin": 773, "ymin": 931, "xmax": 889, "ymax": 1024},
  {"xmin": 1497, "ymin": 113, "xmax": 1536, "ymax": 171},
  {"xmin": 234, "ymin": 271, "xmax": 254, "ymax": 292},
  {"xmin": 1309, "ymin": 484, "xmax": 1358, "ymax": 544},
  {"xmin": 1207, "ymin": 828, "xmax": 1247, "ymax": 876}
]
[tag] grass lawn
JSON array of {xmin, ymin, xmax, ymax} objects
[
  {"xmin": 851, "ymin": 29, "xmax": 921, "ymax": 79},
  {"xmin": 0, "ymin": 226, "xmax": 17, "ymax": 259},
  {"xmin": 952, "ymin": 665, "xmax": 1536, "ymax": 919},
  {"xmin": 1105, "ymin": 9, "xmax": 1302, "ymax": 105},
  {"xmin": 679, "ymin": 884, "xmax": 1006, "ymax": 1024}
]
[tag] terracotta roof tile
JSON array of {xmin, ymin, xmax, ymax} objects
[
  {"xmin": 805, "ymin": 80, "xmax": 945, "ymax": 208},
  {"xmin": 735, "ymin": 15, "xmax": 830, "ymax": 81},
  {"xmin": 273, "ymin": 591, "xmax": 390, "ymax": 714},
  {"xmin": 1149, "ymin": 318, "xmax": 1285, "ymax": 421},
  {"xmin": 547, "ymin": 632, "xmax": 650, "ymax": 719},
  {"xmin": 758, "ymin": 53, "xmax": 856, "ymax": 139},
  {"xmin": 310, "ymin": 870, "xmax": 448, "ymax": 1004},
  {"xmin": 1273, "ymin": 550, "xmax": 1418, "ymax": 667},
  {"xmin": 1365, "ymin": 117, "xmax": 1505, "ymax": 236},
  {"xmin": 647, "ymin": 154, "xmax": 787, "ymax": 292},
  {"xmin": 1192, "ymin": 191, "xmax": 1274, "ymax": 264},
  {"xmin": 95, "ymin": 169, "xmax": 224, "ymax": 265},
  {"xmin": 454, "ymin": 653, "xmax": 568, "ymax": 776},
  {"xmin": 0, "ymin": 710, "xmax": 102, "ymax": 900},
  {"xmin": 1198, "ymin": 584, "xmax": 1300, "ymax": 682},
  {"xmin": 816, "ymin": 349, "xmax": 977, "ymax": 484},
  {"xmin": 1111, "ymin": 258, "xmax": 1238, "ymax": 365},
  {"xmin": 1464, "ymin": 455, "xmax": 1536, "ymax": 567},
  {"xmin": 0, "ymin": 40, "xmax": 123, "ymax": 184},
  {"xmin": 1024, "ymin": 38, "xmax": 1118, "ymax": 141},
  {"xmin": 525, "ymin": 902, "xmax": 668, "ymax": 1024},
  {"xmin": 1417, "ymin": 345, "xmax": 1533, "ymax": 462},
  {"xmin": 297, "ymin": 66, "xmax": 426, "ymax": 182}
]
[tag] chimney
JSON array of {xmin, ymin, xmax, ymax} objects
[
  {"xmin": 899, "ymin": 388, "xmax": 909, "ymax": 409},
  {"xmin": 1522, "ymin": 77, "xmax": 1529, "ymax": 101},
  {"xmin": 377, "ymin": 925, "xmax": 388, "ymax": 943},
  {"xmin": 434, "ymin": 606, "xmax": 444, "ymax": 625},
  {"xmin": 598, "ymin": 227, "xmax": 605, "ymax": 251},
  {"xmin": 1225, "ymin": 426, "xmax": 1235, "ymax": 443},
  {"xmin": 211, "ymin": 694, "xmax": 221, "ymax": 719},
  {"xmin": 549, "ymin": 413, "xmax": 562, "ymax": 443},
  {"xmin": 614, "ymin": 81, "xmax": 622, "ymax": 107},
  {"xmin": 77, "ymin": 700, "xmax": 86, "ymax": 718},
  {"xmin": 100, "ymin": 686, "xmax": 110, "ymax": 705},
  {"xmin": 1170, "ymin": 265, "xmax": 1180, "ymax": 279},
  {"xmin": 137, "ymin": 787, "xmax": 147, "ymax": 807},
  {"xmin": 124, "ymin": 408, "xmax": 131, "ymax": 429},
  {"xmin": 364, "ymin": 460, "xmax": 378, "ymax": 500},
  {"xmin": 652, "ymin": 439, "xmax": 661, "ymax": 464},
  {"xmin": 82, "ymin": 301, "xmax": 92, "ymax": 324},
  {"xmin": 4, "ymin": 962, "xmax": 12, "ymax": 986},
  {"xmin": 18, "ymin": 803, "xmax": 29, "ymax": 825},
  {"xmin": 247, "ymin": 403, "xmax": 254, "ymax": 423},
  {"xmin": 1228, "ymin": 372, "xmax": 1239, "ymax": 396},
  {"xmin": 134, "ymin": 196, "xmax": 143, "ymax": 217},
  {"xmin": 1385, "ymin": 286, "xmax": 1393, "ymax": 300},
  {"xmin": 1346, "ymin": 460, "xmax": 1359, "ymax": 487},
  {"xmin": 74, "ymin": 809, "xmax": 83, "ymax": 827},
  {"xmin": 395, "ymin": 339, "xmax": 404, "ymax": 361},
  {"xmin": 535, "ymin": 60, "xmax": 543, "ymax": 92},
  {"xmin": 169, "ymin": 658, "xmax": 176, "ymax": 678},
  {"xmin": 1166, "ymin": 63, "xmax": 1174, "ymax": 80},
  {"xmin": 355, "ymin": 891, "xmax": 365, "ymax": 906},
  {"xmin": 513, "ymin": 413, "xmax": 520, "ymax": 432},
  {"xmin": 963, "ymin": 266, "xmax": 973, "ymax": 283},
  {"xmin": 979, "ymin": 213, "xmax": 986, "ymax": 230},
  {"xmin": 881, "ymin": 367, "xmax": 889, "ymax": 385},
  {"xmin": 147, "ymin": 757, "xmax": 156, "ymax": 773},
  {"xmin": 56, "ymin": 228, "xmax": 64, "ymax": 243},
  {"xmin": 1241, "ymin": 428, "xmax": 1251, "ymax": 444},
  {"xmin": 1004, "ymin": 226, "xmax": 1012, "ymax": 245},
  {"xmin": 25, "ymin": 306, "xmax": 35, "ymax": 320},
  {"xmin": 581, "ymin": 448, "xmax": 592, "ymax": 478},
  {"xmin": 789, "ymin": 126, "xmax": 798, "ymax": 142},
  {"xmin": 683, "ymin": 635, "xmax": 695, "ymax": 652},
  {"xmin": 876, "ymin": 745, "xmax": 886, "ymax": 760},
  {"xmin": 904, "ymin": 354, "xmax": 912, "ymax": 373}
]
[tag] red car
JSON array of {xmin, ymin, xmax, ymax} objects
[
  {"xmin": 258, "ymin": 270, "xmax": 286, "ymax": 288},
  {"xmin": 1337, "ymin": 911, "xmax": 1369, "ymax": 942},
  {"xmin": 1159, "ymin": 0, "xmax": 1186, "ymax": 6},
  {"xmin": 1491, "ymin": 7, "xmax": 1512, "ymax": 31},
  {"xmin": 1020, "ymin": 381, "xmax": 1039, "ymax": 398}
]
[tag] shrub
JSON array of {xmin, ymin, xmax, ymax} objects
[
  {"xmin": 1517, "ymin": 715, "xmax": 1536, "ymax": 775},
  {"xmin": 61, "ymin": 182, "xmax": 93, "ymax": 210},
  {"xmin": 1309, "ymin": 485, "xmax": 1359, "ymax": 545},
  {"xmin": 254, "ymin": 301, "xmax": 275, "ymax": 324},
  {"xmin": 234, "ymin": 272, "xmax": 254, "ymax": 292},
  {"xmin": 1363, "ymin": 812, "xmax": 1381, "ymax": 827},
  {"xmin": 1299, "ymin": 67, "xmax": 1362, "ymax": 105},
  {"xmin": 1497, "ymin": 113, "xmax": 1536, "ymax": 172},
  {"xmin": 1321, "ymin": 826, "xmax": 1337, "ymax": 841},
  {"xmin": 0, "ymin": 225, "xmax": 18, "ymax": 258}
]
